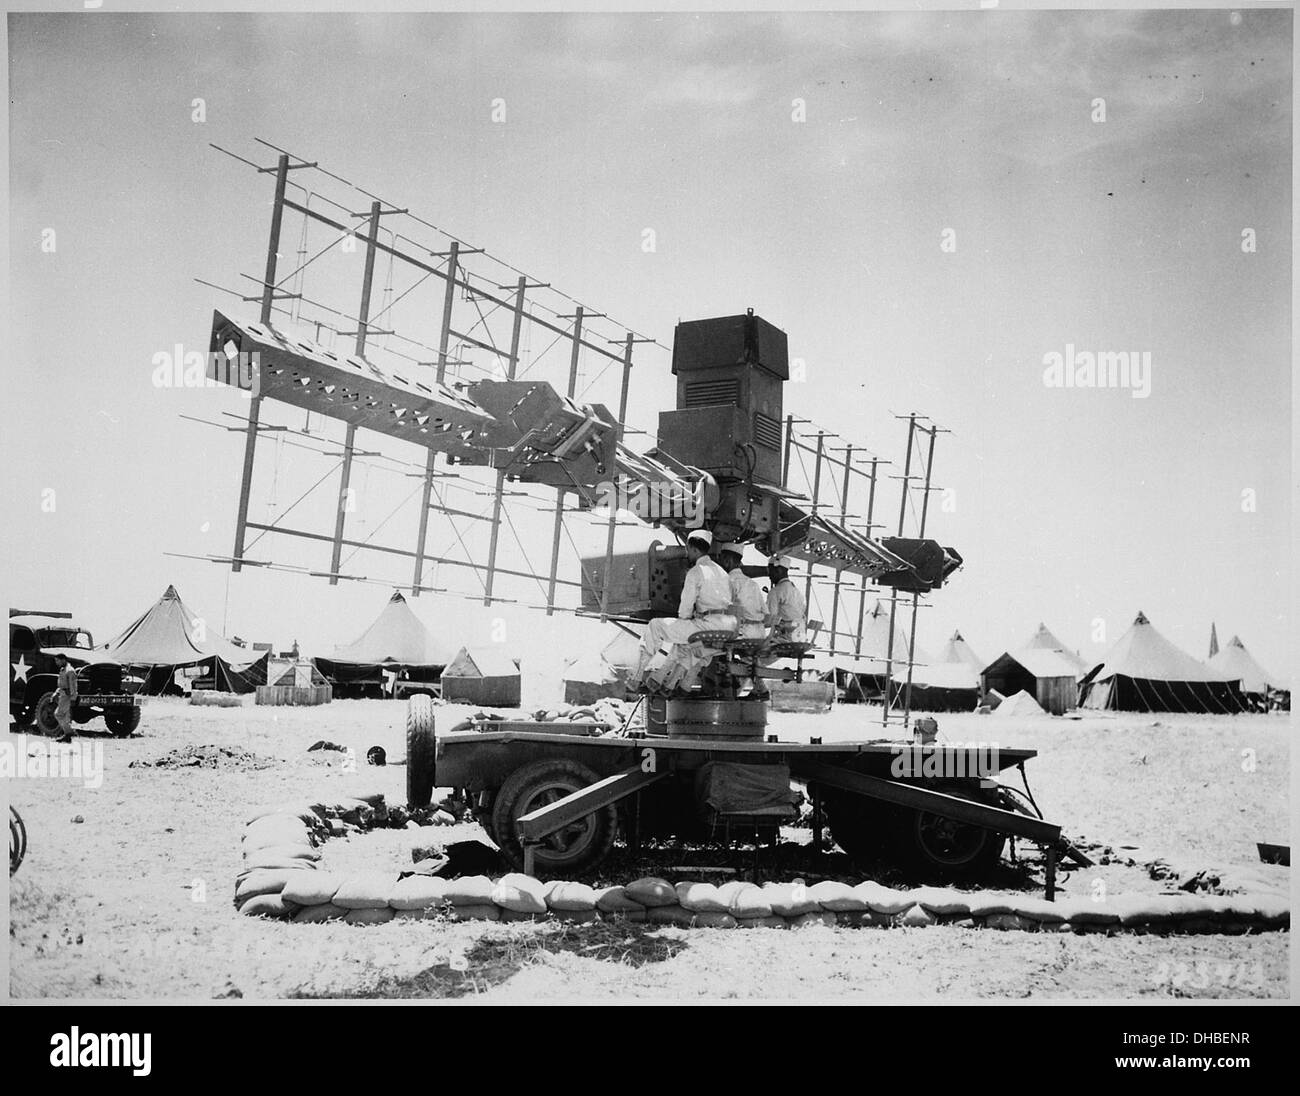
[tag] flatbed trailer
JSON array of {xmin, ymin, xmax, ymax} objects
[{"xmin": 405, "ymin": 697, "xmax": 1090, "ymax": 892}]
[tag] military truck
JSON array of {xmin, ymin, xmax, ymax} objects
[{"xmin": 9, "ymin": 611, "xmax": 142, "ymax": 736}]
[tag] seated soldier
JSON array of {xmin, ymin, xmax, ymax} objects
[
  {"xmin": 631, "ymin": 529, "xmax": 737, "ymax": 693},
  {"xmin": 717, "ymin": 542, "xmax": 766, "ymax": 639},
  {"xmin": 764, "ymin": 554, "xmax": 808, "ymax": 643}
]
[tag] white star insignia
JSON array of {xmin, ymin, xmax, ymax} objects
[{"xmin": 12, "ymin": 655, "xmax": 30, "ymax": 683}]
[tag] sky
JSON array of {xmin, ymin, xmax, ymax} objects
[{"xmin": 3, "ymin": 6, "xmax": 1293, "ymax": 686}]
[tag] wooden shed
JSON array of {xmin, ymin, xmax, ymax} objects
[
  {"xmin": 441, "ymin": 646, "xmax": 522, "ymax": 707},
  {"xmin": 981, "ymin": 649, "xmax": 1079, "ymax": 716}
]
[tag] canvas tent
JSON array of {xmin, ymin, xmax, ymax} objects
[
  {"xmin": 937, "ymin": 631, "xmax": 984, "ymax": 673},
  {"xmin": 441, "ymin": 646, "xmax": 522, "ymax": 707},
  {"xmin": 101, "ymin": 584, "xmax": 268, "ymax": 695},
  {"xmin": 822, "ymin": 600, "xmax": 924, "ymax": 703},
  {"xmin": 992, "ymin": 689, "xmax": 1045, "ymax": 717},
  {"xmin": 1207, "ymin": 635, "xmax": 1282, "ymax": 705},
  {"xmin": 1079, "ymin": 612, "xmax": 1246, "ymax": 713},
  {"xmin": 899, "ymin": 660, "xmax": 981, "ymax": 713},
  {"xmin": 981, "ymin": 649, "xmax": 1078, "ymax": 715},
  {"xmin": 1024, "ymin": 622, "xmax": 1091, "ymax": 680},
  {"xmin": 563, "ymin": 629, "xmax": 640, "ymax": 705},
  {"xmin": 313, "ymin": 591, "xmax": 451, "ymax": 698}
]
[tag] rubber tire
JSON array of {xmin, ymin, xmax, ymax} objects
[
  {"xmin": 405, "ymin": 695, "xmax": 437, "ymax": 808},
  {"xmin": 888, "ymin": 790, "xmax": 1006, "ymax": 884},
  {"xmin": 33, "ymin": 692, "xmax": 62, "ymax": 737},
  {"xmin": 489, "ymin": 758, "xmax": 616, "ymax": 877},
  {"xmin": 104, "ymin": 707, "xmax": 142, "ymax": 737},
  {"xmin": 819, "ymin": 787, "xmax": 898, "ymax": 865}
]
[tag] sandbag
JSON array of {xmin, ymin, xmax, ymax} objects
[
  {"xmin": 834, "ymin": 910, "xmax": 892, "ymax": 928},
  {"xmin": 246, "ymin": 804, "xmax": 323, "ymax": 828},
  {"xmin": 983, "ymin": 912, "xmax": 1034, "ymax": 931},
  {"xmin": 899, "ymin": 904, "xmax": 937, "ymax": 927},
  {"xmin": 492, "ymin": 874, "xmax": 548, "ymax": 914},
  {"xmin": 1011, "ymin": 897, "xmax": 1068, "ymax": 924},
  {"xmin": 594, "ymin": 886, "xmax": 646, "ymax": 915},
  {"xmin": 499, "ymin": 908, "xmax": 543, "ymax": 923},
  {"xmin": 625, "ymin": 877, "xmax": 677, "ymax": 907},
  {"xmin": 727, "ymin": 884, "xmax": 773, "ymax": 919},
  {"xmin": 1253, "ymin": 894, "xmax": 1290, "ymax": 927},
  {"xmin": 243, "ymin": 816, "xmax": 314, "ymax": 849},
  {"xmin": 293, "ymin": 902, "xmax": 348, "ymax": 923},
  {"xmin": 675, "ymin": 882, "xmax": 728, "ymax": 913},
  {"xmin": 242, "ymin": 854, "xmax": 321, "ymax": 873},
  {"xmin": 333, "ymin": 873, "xmax": 399, "ymax": 909},
  {"xmin": 442, "ymin": 875, "xmax": 497, "ymax": 906},
  {"xmin": 388, "ymin": 875, "xmax": 451, "ymax": 911},
  {"xmin": 647, "ymin": 904, "xmax": 696, "ymax": 927},
  {"xmin": 393, "ymin": 908, "xmax": 442, "ymax": 922},
  {"xmin": 853, "ymin": 881, "xmax": 913, "ymax": 915},
  {"xmin": 281, "ymin": 873, "xmax": 345, "ymax": 907},
  {"xmin": 243, "ymin": 843, "xmax": 321, "ymax": 863},
  {"xmin": 546, "ymin": 881, "xmax": 599, "ymax": 911},
  {"xmin": 447, "ymin": 904, "xmax": 501, "ymax": 922},
  {"xmin": 965, "ymin": 893, "xmax": 1022, "ymax": 918},
  {"xmin": 235, "ymin": 869, "xmax": 305, "ymax": 905},
  {"xmin": 240, "ymin": 894, "xmax": 294, "ymax": 919},
  {"xmin": 808, "ymin": 881, "xmax": 866, "ymax": 912},
  {"xmin": 1054, "ymin": 897, "xmax": 1120, "ymax": 925},
  {"xmin": 549, "ymin": 909, "xmax": 600, "ymax": 925},
  {"xmin": 690, "ymin": 911, "xmax": 738, "ymax": 929},
  {"xmin": 763, "ymin": 882, "xmax": 818, "ymax": 917},
  {"xmin": 909, "ymin": 887, "xmax": 970, "ymax": 916},
  {"xmin": 791, "ymin": 910, "xmax": 837, "ymax": 929},
  {"xmin": 737, "ymin": 915, "xmax": 788, "ymax": 930},
  {"xmin": 345, "ymin": 907, "xmax": 395, "ymax": 926}
]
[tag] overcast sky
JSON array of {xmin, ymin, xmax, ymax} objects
[{"xmin": 4, "ymin": 6, "xmax": 1292, "ymax": 683}]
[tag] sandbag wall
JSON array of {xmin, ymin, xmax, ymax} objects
[{"xmin": 235, "ymin": 799, "xmax": 1289, "ymax": 935}]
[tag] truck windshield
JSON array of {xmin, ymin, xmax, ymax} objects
[{"xmin": 41, "ymin": 628, "xmax": 94, "ymax": 650}]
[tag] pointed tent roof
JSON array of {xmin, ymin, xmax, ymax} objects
[
  {"xmin": 938, "ymin": 630, "xmax": 984, "ymax": 672},
  {"xmin": 1208, "ymin": 622, "xmax": 1220, "ymax": 660},
  {"xmin": 1024, "ymin": 622, "xmax": 1091, "ymax": 679},
  {"xmin": 1208, "ymin": 635, "xmax": 1279, "ymax": 694},
  {"xmin": 1084, "ymin": 611, "xmax": 1236, "ymax": 685},
  {"xmin": 329, "ymin": 591, "xmax": 452, "ymax": 667},
  {"xmin": 829, "ymin": 600, "xmax": 915, "ymax": 674},
  {"xmin": 444, "ymin": 645, "xmax": 520, "ymax": 679},
  {"xmin": 102, "ymin": 585, "xmax": 260, "ymax": 668},
  {"xmin": 993, "ymin": 689, "xmax": 1045, "ymax": 716}
]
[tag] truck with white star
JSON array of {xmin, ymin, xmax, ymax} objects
[{"xmin": 9, "ymin": 611, "xmax": 142, "ymax": 737}]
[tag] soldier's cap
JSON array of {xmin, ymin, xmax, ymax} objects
[
  {"xmin": 686, "ymin": 529, "xmax": 713, "ymax": 547},
  {"xmin": 715, "ymin": 542, "xmax": 744, "ymax": 556}
]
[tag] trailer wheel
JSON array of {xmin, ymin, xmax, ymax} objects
[
  {"xmin": 819, "ymin": 788, "xmax": 897, "ymax": 866},
  {"xmin": 104, "ymin": 707, "xmax": 142, "ymax": 737},
  {"xmin": 490, "ymin": 758, "xmax": 616, "ymax": 877},
  {"xmin": 889, "ymin": 793, "xmax": 1006, "ymax": 883},
  {"xmin": 406, "ymin": 695, "xmax": 437, "ymax": 809}
]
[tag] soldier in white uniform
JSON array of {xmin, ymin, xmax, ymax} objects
[
  {"xmin": 717, "ymin": 543, "xmax": 766, "ymax": 639},
  {"xmin": 631, "ymin": 529, "xmax": 737, "ymax": 693},
  {"xmin": 764, "ymin": 555, "xmax": 808, "ymax": 642}
]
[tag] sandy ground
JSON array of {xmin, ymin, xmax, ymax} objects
[{"xmin": 6, "ymin": 696, "xmax": 1291, "ymax": 1000}]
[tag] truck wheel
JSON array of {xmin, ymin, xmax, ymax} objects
[
  {"xmin": 104, "ymin": 707, "xmax": 142, "ymax": 737},
  {"xmin": 490, "ymin": 758, "xmax": 616, "ymax": 877},
  {"xmin": 818, "ymin": 787, "xmax": 896, "ymax": 865},
  {"xmin": 889, "ymin": 793, "xmax": 1006, "ymax": 883},
  {"xmin": 33, "ymin": 693, "xmax": 62, "ymax": 737},
  {"xmin": 406, "ymin": 695, "xmax": 437, "ymax": 808}
]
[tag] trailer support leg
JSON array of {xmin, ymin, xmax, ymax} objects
[{"xmin": 1045, "ymin": 846, "xmax": 1057, "ymax": 902}]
